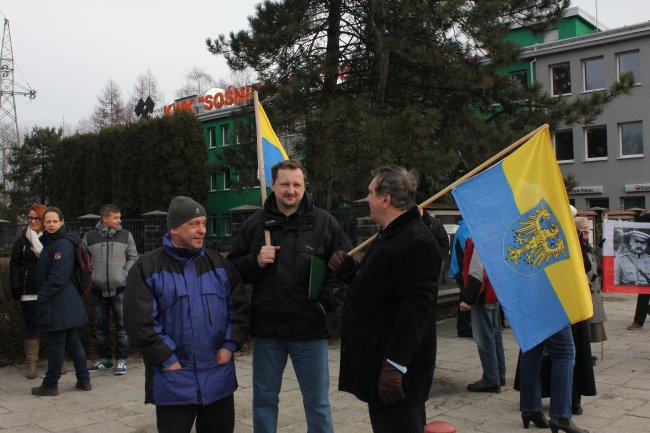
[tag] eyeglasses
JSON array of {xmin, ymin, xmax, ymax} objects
[{"xmin": 27, "ymin": 217, "xmax": 42, "ymax": 222}]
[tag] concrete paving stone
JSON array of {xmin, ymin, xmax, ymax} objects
[
  {"xmin": 609, "ymin": 414, "xmax": 650, "ymax": 430},
  {"xmin": 0, "ymin": 424, "xmax": 51, "ymax": 433},
  {"xmin": 624, "ymin": 377, "xmax": 650, "ymax": 390},
  {"xmin": 33, "ymin": 413, "xmax": 93, "ymax": 433},
  {"xmin": 59, "ymin": 420, "xmax": 137, "ymax": 433},
  {"xmin": 591, "ymin": 392, "xmax": 646, "ymax": 410},
  {"xmin": 628, "ymin": 401, "xmax": 650, "ymax": 418}
]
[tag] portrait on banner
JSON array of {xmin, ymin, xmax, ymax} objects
[{"xmin": 602, "ymin": 220, "xmax": 650, "ymax": 294}]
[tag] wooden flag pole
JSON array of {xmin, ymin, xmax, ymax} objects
[
  {"xmin": 254, "ymin": 91, "xmax": 272, "ymax": 246},
  {"xmin": 347, "ymin": 123, "xmax": 550, "ymax": 256}
]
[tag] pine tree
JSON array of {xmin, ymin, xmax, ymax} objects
[{"xmin": 207, "ymin": 0, "xmax": 631, "ymax": 207}]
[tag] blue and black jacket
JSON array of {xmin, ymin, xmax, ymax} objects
[{"xmin": 124, "ymin": 233, "xmax": 250, "ymax": 406}]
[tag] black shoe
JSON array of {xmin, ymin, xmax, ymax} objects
[
  {"xmin": 549, "ymin": 417, "xmax": 589, "ymax": 433},
  {"xmin": 500, "ymin": 378, "xmax": 506, "ymax": 386},
  {"xmin": 521, "ymin": 411, "xmax": 549, "ymax": 429},
  {"xmin": 572, "ymin": 404, "xmax": 583, "ymax": 415},
  {"xmin": 467, "ymin": 380, "xmax": 500, "ymax": 393}
]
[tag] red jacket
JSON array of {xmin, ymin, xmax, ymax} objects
[{"xmin": 462, "ymin": 238, "xmax": 498, "ymax": 305}]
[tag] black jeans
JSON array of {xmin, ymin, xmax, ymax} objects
[
  {"xmin": 156, "ymin": 394, "xmax": 235, "ymax": 433},
  {"xmin": 368, "ymin": 403, "xmax": 426, "ymax": 433},
  {"xmin": 633, "ymin": 294, "xmax": 650, "ymax": 325}
]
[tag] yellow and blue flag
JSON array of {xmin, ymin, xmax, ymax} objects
[
  {"xmin": 451, "ymin": 128, "xmax": 592, "ymax": 352},
  {"xmin": 257, "ymin": 100, "xmax": 289, "ymax": 183}
]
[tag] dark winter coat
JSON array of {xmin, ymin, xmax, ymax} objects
[
  {"xmin": 35, "ymin": 228, "xmax": 88, "ymax": 332},
  {"xmin": 124, "ymin": 234, "xmax": 250, "ymax": 406},
  {"xmin": 10, "ymin": 229, "xmax": 40, "ymax": 300},
  {"xmin": 227, "ymin": 192, "xmax": 351, "ymax": 340},
  {"xmin": 339, "ymin": 207, "xmax": 440, "ymax": 405}
]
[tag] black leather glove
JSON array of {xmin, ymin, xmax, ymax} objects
[
  {"xmin": 377, "ymin": 360, "xmax": 405, "ymax": 403},
  {"xmin": 327, "ymin": 251, "xmax": 355, "ymax": 279}
]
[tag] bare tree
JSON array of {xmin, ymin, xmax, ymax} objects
[
  {"xmin": 128, "ymin": 70, "xmax": 164, "ymax": 119},
  {"xmin": 175, "ymin": 67, "xmax": 216, "ymax": 98},
  {"xmin": 91, "ymin": 80, "xmax": 129, "ymax": 130}
]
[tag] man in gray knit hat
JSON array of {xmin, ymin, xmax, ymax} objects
[{"xmin": 125, "ymin": 196, "xmax": 249, "ymax": 433}]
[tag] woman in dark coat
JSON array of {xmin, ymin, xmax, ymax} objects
[
  {"xmin": 10, "ymin": 204, "xmax": 47, "ymax": 379},
  {"xmin": 31, "ymin": 207, "xmax": 91, "ymax": 396}
]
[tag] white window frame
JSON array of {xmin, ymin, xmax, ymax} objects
[
  {"xmin": 221, "ymin": 170, "xmax": 231, "ymax": 191},
  {"xmin": 550, "ymin": 62, "xmax": 572, "ymax": 96},
  {"xmin": 619, "ymin": 121, "xmax": 644, "ymax": 158},
  {"xmin": 209, "ymin": 174, "xmax": 217, "ymax": 192},
  {"xmin": 222, "ymin": 215, "xmax": 232, "ymax": 237},
  {"xmin": 584, "ymin": 125, "xmax": 608, "ymax": 161},
  {"xmin": 207, "ymin": 127, "xmax": 216, "ymax": 149},
  {"xmin": 553, "ymin": 129, "xmax": 574, "ymax": 163},
  {"xmin": 582, "ymin": 56, "xmax": 605, "ymax": 92},
  {"xmin": 617, "ymin": 50, "xmax": 641, "ymax": 85},
  {"xmin": 221, "ymin": 125, "xmax": 230, "ymax": 147}
]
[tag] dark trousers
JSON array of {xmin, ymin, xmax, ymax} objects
[
  {"xmin": 91, "ymin": 291, "xmax": 129, "ymax": 360},
  {"xmin": 43, "ymin": 328, "xmax": 89, "ymax": 388},
  {"xmin": 633, "ymin": 294, "xmax": 650, "ymax": 325},
  {"xmin": 156, "ymin": 394, "xmax": 235, "ymax": 433},
  {"xmin": 368, "ymin": 403, "xmax": 426, "ymax": 433},
  {"xmin": 21, "ymin": 301, "xmax": 40, "ymax": 339}
]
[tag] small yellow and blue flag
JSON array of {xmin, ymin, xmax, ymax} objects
[
  {"xmin": 256, "ymin": 100, "xmax": 289, "ymax": 184},
  {"xmin": 451, "ymin": 128, "xmax": 592, "ymax": 352}
]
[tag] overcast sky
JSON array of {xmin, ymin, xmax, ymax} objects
[{"xmin": 1, "ymin": 0, "xmax": 649, "ymax": 135}]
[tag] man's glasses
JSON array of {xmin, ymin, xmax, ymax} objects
[{"xmin": 27, "ymin": 217, "xmax": 41, "ymax": 222}]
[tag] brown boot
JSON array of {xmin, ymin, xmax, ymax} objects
[
  {"xmin": 24, "ymin": 339, "xmax": 39, "ymax": 380},
  {"xmin": 31, "ymin": 385, "xmax": 59, "ymax": 396}
]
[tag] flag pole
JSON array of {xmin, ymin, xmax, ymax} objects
[
  {"xmin": 347, "ymin": 123, "xmax": 550, "ymax": 256},
  {"xmin": 254, "ymin": 90, "xmax": 272, "ymax": 246}
]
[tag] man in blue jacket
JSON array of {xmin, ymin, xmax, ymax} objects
[{"xmin": 124, "ymin": 196, "xmax": 250, "ymax": 433}]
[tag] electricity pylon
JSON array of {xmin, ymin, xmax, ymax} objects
[{"xmin": 0, "ymin": 16, "xmax": 36, "ymax": 190}]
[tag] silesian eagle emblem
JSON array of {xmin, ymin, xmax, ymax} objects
[{"xmin": 504, "ymin": 200, "xmax": 568, "ymax": 275}]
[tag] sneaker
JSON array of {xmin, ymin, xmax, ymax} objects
[
  {"xmin": 627, "ymin": 322, "xmax": 643, "ymax": 330},
  {"xmin": 114, "ymin": 360, "xmax": 127, "ymax": 375},
  {"xmin": 88, "ymin": 359, "xmax": 113, "ymax": 372}
]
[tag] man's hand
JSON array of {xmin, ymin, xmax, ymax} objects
[
  {"xmin": 257, "ymin": 245, "xmax": 280, "ymax": 268},
  {"xmin": 163, "ymin": 361, "xmax": 182, "ymax": 371},
  {"xmin": 216, "ymin": 348, "xmax": 233, "ymax": 364},
  {"xmin": 459, "ymin": 301, "xmax": 471, "ymax": 312},
  {"xmin": 378, "ymin": 360, "xmax": 405, "ymax": 403},
  {"xmin": 327, "ymin": 251, "xmax": 355, "ymax": 278}
]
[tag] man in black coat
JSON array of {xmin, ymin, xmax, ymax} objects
[
  {"xmin": 329, "ymin": 166, "xmax": 440, "ymax": 433},
  {"xmin": 228, "ymin": 159, "xmax": 351, "ymax": 433}
]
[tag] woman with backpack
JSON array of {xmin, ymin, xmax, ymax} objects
[
  {"xmin": 31, "ymin": 207, "xmax": 91, "ymax": 396},
  {"xmin": 10, "ymin": 204, "xmax": 47, "ymax": 379}
]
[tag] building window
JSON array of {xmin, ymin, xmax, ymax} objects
[
  {"xmin": 617, "ymin": 50, "xmax": 640, "ymax": 84},
  {"xmin": 221, "ymin": 125, "xmax": 230, "ymax": 147},
  {"xmin": 585, "ymin": 125, "xmax": 607, "ymax": 159},
  {"xmin": 621, "ymin": 197, "xmax": 646, "ymax": 210},
  {"xmin": 569, "ymin": 198, "xmax": 576, "ymax": 206},
  {"xmin": 209, "ymin": 174, "xmax": 217, "ymax": 192},
  {"xmin": 554, "ymin": 130, "xmax": 574, "ymax": 161},
  {"xmin": 207, "ymin": 127, "xmax": 216, "ymax": 149},
  {"xmin": 544, "ymin": 29, "xmax": 559, "ymax": 43},
  {"xmin": 221, "ymin": 170, "xmax": 232, "ymax": 190},
  {"xmin": 509, "ymin": 70, "xmax": 528, "ymax": 88},
  {"xmin": 222, "ymin": 215, "xmax": 232, "ymax": 237},
  {"xmin": 583, "ymin": 57, "xmax": 604, "ymax": 91},
  {"xmin": 551, "ymin": 63, "xmax": 571, "ymax": 96},
  {"xmin": 620, "ymin": 121, "xmax": 643, "ymax": 157},
  {"xmin": 587, "ymin": 198, "xmax": 609, "ymax": 209}
]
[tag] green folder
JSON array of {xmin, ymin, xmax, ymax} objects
[{"xmin": 308, "ymin": 256, "xmax": 327, "ymax": 300}]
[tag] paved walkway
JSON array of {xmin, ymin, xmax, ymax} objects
[{"xmin": 0, "ymin": 293, "xmax": 648, "ymax": 433}]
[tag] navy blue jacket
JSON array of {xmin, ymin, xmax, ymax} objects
[
  {"xmin": 35, "ymin": 227, "xmax": 88, "ymax": 332},
  {"xmin": 124, "ymin": 233, "xmax": 250, "ymax": 406}
]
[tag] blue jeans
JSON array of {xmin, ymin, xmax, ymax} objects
[
  {"xmin": 252, "ymin": 338, "xmax": 333, "ymax": 433},
  {"xmin": 471, "ymin": 302, "xmax": 506, "ymax": 385},
  {"xmin": 519, "ymin": 326, "xmax": 575, "ymax": 419},
  {"xmin": 42, "ymin": 328, "xmax": 89, "ymax": 388},
  {"xmin": 92, "ymin": 291, "xmax": 128, "ymax": 360},
  {"xmin": 21, "ymin": 301, "xmax": 40, "ymax": 339}
]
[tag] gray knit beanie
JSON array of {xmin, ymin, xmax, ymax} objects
[{"xmin": 167, "ymin": 196, "xmax": 206, "ymax": 229}]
